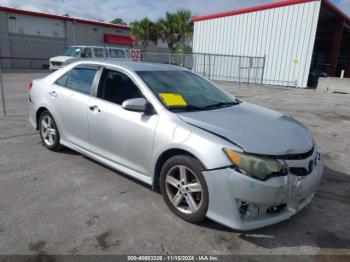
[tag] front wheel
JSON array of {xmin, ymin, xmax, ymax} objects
[
  {"xmin": 160, "ymin": 155, "xmax": 209, "ymax": 222},
  {"xmin": 39, "ymin": 110, "xmax": 62, "ymax": 151}
]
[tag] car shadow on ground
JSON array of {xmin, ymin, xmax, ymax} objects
[
  {"xmin": 58, "ymin": 147, "xmax": 155, "ymax": 191},
  {"xmin": 198, "ymin": 166, "xmax": 350, "ymax": 250},
  {"xmin": 58, "ymin": 147, "xmax": 350, "ymax": 250}
]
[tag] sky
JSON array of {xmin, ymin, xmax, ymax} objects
[{"xmin": 0, "ymin": 0, "xmax": 349, "ymax": 23}]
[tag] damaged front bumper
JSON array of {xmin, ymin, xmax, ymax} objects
[{"xmin": 203, "ymin": 150, "xmax": 323, "ymax": 231}]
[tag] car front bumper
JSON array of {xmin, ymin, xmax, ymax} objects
[
  {"xmin": 49, "ymin": 65, "xmax": 62, "ymax": 70},
  {"xmin": 202, "ymin": 151, "xmax": 323, "ymax": 231}
]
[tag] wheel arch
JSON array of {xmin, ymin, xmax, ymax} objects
[
  {"xmin": 152, "ymin": 148, "xmax": 204, "ymax": 192},
  {"xmin": 35, "ymin": 106, "xmax": 49, "ymax": 130}
]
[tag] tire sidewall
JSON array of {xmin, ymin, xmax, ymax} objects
[
  {"xmin": 160, "ymin": 155, "xmax": 209, "ymax": 222},
  {"xmin": 39, "ymin": 110, "xmax": 61, "ymax": 151}
]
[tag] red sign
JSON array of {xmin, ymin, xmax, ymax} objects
[{"xmin": 131, "ymin": 49, "xmax": 141, "ymax": 61}]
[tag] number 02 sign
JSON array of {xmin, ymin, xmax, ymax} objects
[{"xmin": 131, "ymin": 49, "xmax": 141, "ymax": 61}]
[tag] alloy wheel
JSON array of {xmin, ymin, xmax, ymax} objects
[
  {"xmin": 41, "ymin": 115, "xmax": 56, "ymax": 146},
  {"xmin": 165, "ymin": 165, "xmax": 203, "ymax": 214}
]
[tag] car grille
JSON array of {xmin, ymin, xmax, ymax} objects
[
  {"xmin": 280, "ymin": 147, "xmax": 320, "ymax": 177},
  {"xmin": 289, "ymin": 167, "xmax": 311, "ymax": 176},
  {"xmin": 277, "ymin": 147, "xmax": 314, "ymax": 160},
  {"xmin": 51, "ymin": 61, "xmax": 62, "ymax": 66}
]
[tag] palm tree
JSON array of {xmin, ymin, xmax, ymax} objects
[
  {"xmin": 157, "ymin": 12, "xmax": 178, "ymax": 51},
  {"xmin": 157, "ymin": 9, "xmax": 193, "ymax": 52},
  {"xmin": 174, "ymin": 9, "xmax": 193, "ymax": 53},
  {"xmin": 131, "ymin": 18, "xmax": 158, "ymax": 50}
]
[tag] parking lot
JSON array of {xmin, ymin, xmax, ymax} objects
[{"xmin": 0, "ymin": 70, "xmax": 349, "ymax": 255}]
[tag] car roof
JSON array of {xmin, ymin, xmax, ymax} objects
[{"xmin": 74, "ymin": 60, "xmax": 185, "ymax": 72}]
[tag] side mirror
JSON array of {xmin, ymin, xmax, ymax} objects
[{"xmin": 122, "ymin": 98, "xmax": 153, "ymax": 114}]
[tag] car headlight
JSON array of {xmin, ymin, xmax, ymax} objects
[{"xmin": 223, "ymin": 148, "xmax": 286, "ymax": 181}]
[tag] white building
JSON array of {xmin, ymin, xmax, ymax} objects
[{"xmin": 192, "ymin": 0, "xmax": 350, "ymax": 87}]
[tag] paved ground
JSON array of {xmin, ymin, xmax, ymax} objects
[{"xmin": 0, "ymin": 70, "xmax": 349, "ymax": 255}]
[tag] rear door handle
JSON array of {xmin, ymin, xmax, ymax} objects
[
  {"xmin": 49, "ymin": 91, "xmax": 57, "ymax": 97},
  {"xmin": 89, "ymin": 105, "xmax": 100, "ymax": 112}
]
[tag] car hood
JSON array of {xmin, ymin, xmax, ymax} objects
[
  {"xmin": 178, "ymin": 102, "xmax": 314, "ymax": 156},
  {"xmin": 49, "ymin": 56, "xmax": 75, "ymax": 63}
]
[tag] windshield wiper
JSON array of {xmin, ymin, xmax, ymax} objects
[
  {"xmin": 204, "ymin": 101, "xmax": 239, "ymax": 109},
  {"xmin": 168, "ymin": 105, "xmax": 207, "ymax": 112}
]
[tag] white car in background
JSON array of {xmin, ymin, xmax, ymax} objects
[{"xmin": 49, "ymin": 46, "xmax": 136, "ymax": 70}]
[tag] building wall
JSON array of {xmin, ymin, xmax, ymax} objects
[
  {"xmin": 0, "ymin": 10, "xmax": 131, "ymax": 68},
  {"xmin": 69, "ymin": 23, "xmax": 129, "ymax": 48},
  {"xmin": 193, "ymin": 1, "xmax": 321, "ymax": 87}
]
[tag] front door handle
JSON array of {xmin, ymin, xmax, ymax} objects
[
  {"xmin": 49, "ymin": 91, "xmax": 57, "ymax": 97},
  {"xmin": 89, "ymin": 105, "xmax": 101, "ymax": 112}
]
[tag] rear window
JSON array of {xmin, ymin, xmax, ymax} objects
[{"xmin": 65, "ymin": 68, "xmax": 97, "ymax": 95}]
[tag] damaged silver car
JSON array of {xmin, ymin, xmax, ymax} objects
[{"xmin": 28, "ymin": 60, "xmax": 323, "ymax": 230}]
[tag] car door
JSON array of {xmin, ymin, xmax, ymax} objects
[
  {"xmin": 88, "ymin": 67, "xmax": 158, "ymax": 176},
  {"xmin": 51, "ymin": 65, "xmax": 99, "ymax": 150}
]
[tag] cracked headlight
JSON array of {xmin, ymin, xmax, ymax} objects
[{"xmin": 223, "ymin": 148, "xmax": 286, "ymax": 181}]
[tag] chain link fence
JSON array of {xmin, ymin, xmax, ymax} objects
[
  {"xmin": 0, "ymin": 65, "xmax": 6, "ymax": 117},
  {"xmin": 0, "ymin": 61, "xmax": 49, "ymax": 118},
  {"xmin": 140, "ymin": 52, "xmax": 266, "ymax": 86}
]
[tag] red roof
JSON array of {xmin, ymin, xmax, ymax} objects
[
  {"xmin": 192, "ymin": 0, "xmax": 350, "ymax": 24},
  {"xmin": 0, "ymin": 5, "xmax": 130, "ymax": 30}
]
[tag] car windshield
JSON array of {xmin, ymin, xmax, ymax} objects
[
  {"xmin": 137, "ymin": 70, "xmax": 238, "ymax": 112},
  {"xmin": 64, "ymin": 47, "xmax": 83, "ymax": 57}
]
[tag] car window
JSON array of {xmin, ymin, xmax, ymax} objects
[
  {"xmin": 93, "ymin": 48, "xmax": 105, "ymax": 58},
  {"xmin": 97, "ymin": 69, "xmax": 143, "ymax": 105},
  {"xmin": 109, "ymin": 49, "xmax": 125, "ymax": 58},
  {"xmin": 63, "ymin": 47, "xmax": 82, "ymax": 57},
  {"xmin": 137, "ymin": 70, "xmax": 235, "ymax": 110},
  {"xmin": 65, "ymin": 68, "xmax": 97, "ymax": 95},
  {"xmin": 81, "ymin": 48, "xmax": 92, "ymax": 58},
  {"xmin": 55, "ymin": 72, "xmax": 69, "ymax": 86}
]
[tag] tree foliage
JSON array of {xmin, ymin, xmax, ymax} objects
[
  {"xmin": 131, "ymin": 9, "xmax": 193, "ymax": 52},
  {"xmin": 110, "ymin": 18, "xmax": 128, "ymax": 25},
  {"xmin": 131, "ymin": 18, "xmax": 158, "ymax": 49}
]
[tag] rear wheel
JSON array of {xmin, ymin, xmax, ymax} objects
[
  {"xmin": 160, "ymin": 155, "xmax": 209, "ymax": 222},
  {"xmin": 39, "ymin": 111, "xmax": 62, "ymax": 151}
]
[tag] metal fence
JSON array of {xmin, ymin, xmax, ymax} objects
[
  {"xmin": 0, "ymin": 65, "xmax": 6, "ymax": 116},
  {"xmin": 0, "ymin": 52, "xmax": 266, "ymax": 117},
  {"xmin": 0, "ymin": 62, "xmax": 48, "ymax": 118},
  {"xmin": 140, "ymin": 52, "xmax": 266, "ymax": 86}
]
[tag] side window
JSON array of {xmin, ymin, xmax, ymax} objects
[
  {"xmin": 81, "ymin": 48, "xmax": 92, "ymax": 58},
  {"xmin": 97, "ymin": 69, "xmax": 143, "ymax": 105},
  {"xmin": 109, "ymin": 49, "xmax": 125, "ymax": 58},
  {"xmin": 93, "ymin": 48, "xmax": 105, "ymax": 58},
  {"xmin": 124, "ymin": 49, "xmax": 130, "ymax": 58},
  {"xmin": 65, "ymin": 68, "xmax": 97, "ymax": 95},
  {"xmin": 55, "ymin": 72, "xmax": 69, "ymax": 86}
]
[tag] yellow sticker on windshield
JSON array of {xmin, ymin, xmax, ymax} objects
[{"xmin": 159, "ymin": 93, "xmax": 187, "ymax": 107}]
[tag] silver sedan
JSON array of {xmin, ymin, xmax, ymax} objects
[{"xmin": 28, "ymin": 61, "xmax": 323, "ymax": 230}]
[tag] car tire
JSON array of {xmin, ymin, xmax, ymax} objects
[
  {"xmin": 39, "ymin": 110, "xmax": 63, "ymax": 151},
  {"xmin": 160, "ymin": 155, "xmax": 209, "ymax": 223}
]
